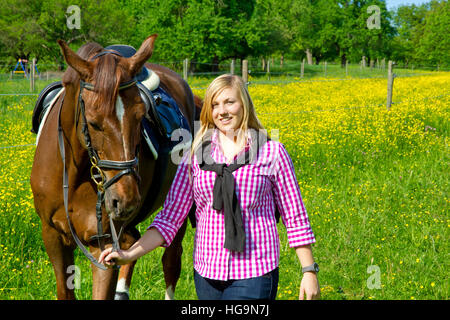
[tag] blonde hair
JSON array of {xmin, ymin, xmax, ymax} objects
[{"xmin": 191, "ymin": 74, "xmax": 265, "ymax": 159}]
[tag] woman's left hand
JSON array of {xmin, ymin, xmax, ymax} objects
[{"xmin": 299, "ymin": 272, "xmax": 320, "ymax": 300}]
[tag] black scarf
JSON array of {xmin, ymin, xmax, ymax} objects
[{"xmin": 195, "ymin": 130, "xmax": 269, "ymax": 252}]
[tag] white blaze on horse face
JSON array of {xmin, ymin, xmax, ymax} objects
[
  {"xmin": 116, "ymin": 96, "xmax": 125, "ymax": 126},
  {"xmin": 115, "ymin": 96, "xmax": 130, "ymax": 159}
]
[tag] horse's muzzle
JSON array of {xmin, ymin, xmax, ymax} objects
[{"xmin": 104, "ymin": 179, "xmax": 141, "ymax": 221}]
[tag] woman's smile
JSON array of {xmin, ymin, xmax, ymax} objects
[{"xmin": 212, "ymin": 87, "xmax": 244, "ymax": 134}]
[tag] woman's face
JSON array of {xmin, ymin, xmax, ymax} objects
[{"xmin": 211, "ymin": 87, "xmax": 244, "ymax": 135}]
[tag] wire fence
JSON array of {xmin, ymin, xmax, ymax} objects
[
  {"xmin": 0, "ymin": 91, "xmax": 447, "ymax": 151},
  {"xmin": 0, "ymin": 73, "xmax": 448, "ymax": 190},
  {"xmin": 1, "ymin": 58, "xmax": 447, "ymax": 82},
  {"xmin": 1, "ymin": 59, "xmax": 448, "ymax": 149}
]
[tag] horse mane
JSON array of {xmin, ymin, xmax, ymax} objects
[{"xmin": 62, "ymin": 41, "xmax": 123, "ymax": 114}]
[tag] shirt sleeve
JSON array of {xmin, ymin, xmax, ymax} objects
[
  {"xmin": 272, "ymin": 142, "xmax": 316, "ymax": 247},
  {"xmin": 147, "ymin": 152, "xmax": 194, "ymax": 247}
]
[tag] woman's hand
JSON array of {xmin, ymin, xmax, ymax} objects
[
  {"xmin": 299, "ymin": 272, "xmax": 320, "ymax": 300},
  {"xmin": 98, "ymin": 227, "xmax": 166, "ymax": 268},
  {"xmin": 98, "ymin": 247, "xmax": 132, "ymax": 267}
]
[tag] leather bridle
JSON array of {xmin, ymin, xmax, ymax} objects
[{"xmin": 57, "ymin": 50, "xmax": 140, "ymax": 270}]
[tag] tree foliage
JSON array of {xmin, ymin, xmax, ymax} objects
[{"xmin": 0, "ymin": 0, "xmax": 448, "ymax": 68}]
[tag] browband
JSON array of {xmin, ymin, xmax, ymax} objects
[{"xmin": 91, "ymin": 49, "xmax": 122, "ymax": 60}]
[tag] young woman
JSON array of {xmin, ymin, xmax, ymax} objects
[{"xmin": 99, "ymin": 74, "xmax": 320, "ymax": 300}]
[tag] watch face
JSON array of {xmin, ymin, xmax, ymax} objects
[{"xmin": 314, "ymin": 263, "xmax": 319, "ymax": 272}]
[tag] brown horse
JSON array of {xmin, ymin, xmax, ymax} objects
[{"xmin": 30, "ymin": 34, "xmax": 197, "ymax": 300}]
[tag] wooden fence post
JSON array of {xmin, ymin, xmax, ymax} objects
[
  {"xmin": 230, "ymin": 58, "xmax": 235, "ymax": 75},
  {"xmin": 183, "ymin": 58, "xmax": 188, "ymax": 81},
  {"xmin": 30, "ymin": 58, "xmax": 36, "ymax": 92},
  {"xmin": 242, "ymin": 59, "xmax": 248, "ymax": 88},
  {"xmin": 324, "ymin": 61, "xmax": 327, "ymax": 77},
  {"xmin": 267, "ymin": 58, "xmax": 270, "ymax": 80},
  {"xmin": 345, "ymin": 60, "xmax": 348, "ymax": 77},
  {"xmin": 387, "ymin": 60, "xmax": 395, "ymax": 111}
]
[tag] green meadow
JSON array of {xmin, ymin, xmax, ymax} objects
[{"xmin": 0, "ymin": 68, "xmax": 448, "ymax": 300}]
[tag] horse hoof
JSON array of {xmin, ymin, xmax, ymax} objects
[{"xmin": 114, "ymin": 292, "xmax": 130, "ymax": 300}]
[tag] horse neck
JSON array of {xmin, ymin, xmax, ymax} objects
[{"xmin": 60, "ymin": 84, "xmax": 88, "ymax": 170}]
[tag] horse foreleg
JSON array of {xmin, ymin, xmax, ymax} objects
[
  {"xmin": 162, "ymin": 220, "xmax": 187, "ymax": 300},
  {"xmin": 90, "ymin": 245, "xmax": 119, "ymax": 300},
  {"xmin": 114, "ymin": 228, "xmax": 140, "ymax": 300},
  {"xmin": 114, "ymin": 261, "xmax": 136, "ymax": 300},
  {"xmin": 41, "ymin": 223, "xmax": 75, "ymax": 300}
]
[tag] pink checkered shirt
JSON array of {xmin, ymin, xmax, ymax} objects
[{"xmin": 149, "ymin": 129, "xmax": 315, "ymax": 280}]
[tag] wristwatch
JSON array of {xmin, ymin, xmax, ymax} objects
[{"xmin": 302, "ymin": 262, "xmax": 319, "ymax": 274}]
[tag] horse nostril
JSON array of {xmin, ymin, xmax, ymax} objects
[{"xmin": 112, "ymin": 199, "xmax": 119, "ymax": 210}]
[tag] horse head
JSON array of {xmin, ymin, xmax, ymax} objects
[{"xmin": 57, "ymin": 34, "xmax": 157, "ymax": 221}]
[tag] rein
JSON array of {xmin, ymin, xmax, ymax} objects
[{"xmin": 57, "ymin": 51, "xmax": 140, "ymax": 270}]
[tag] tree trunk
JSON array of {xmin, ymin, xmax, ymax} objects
[
  {"xmin": 306, "ymin": 49, "xmax": 313, "ymax": 65},
  {"xmin": 341, "ymin": 54, "xmax": 347, "ymax": 68},
  {"xmin": 211, "ymin": 55, "xmax": 219, "ymax": 72}
]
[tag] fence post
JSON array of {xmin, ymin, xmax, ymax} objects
[
  {"xmin": 30, "ymin": 58, "xmax": 36, "ymax": 92},
  {"xmin": 242, "ymin": 59, "xmax": 248, "ymax": 88},
  {"xmin": 345, "ymin": 60, "xmax": 348, "ymax": 77},
  {"xmin": 324, "ymin": 61, "xmax": 327, "ymax": 77},
  {"xmin": 362, "ymin": 56, "xmax": 366, "ymax": 68},
  {"xmin": 183, "ymin": 58, "xmax": 188, "ymax": 81},
  {"xmin": 387, "ymin": 60, "xmax": 395, "ymax": 111},
  {"xmin": 267, "ymin": 58, "xmax": 270, "ymax": 81},
  {"xmin": 301, "ymin": 58, "xmax": 305, "ymax": 78},
  {"xmin": 230, "ymin": 58, "xmax": 235, "ymax": 75}
]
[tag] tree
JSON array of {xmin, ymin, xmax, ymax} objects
[
  {"xmin": 391, "ymin": 3, "xmax": 429, "ymax": 66},
  {"xmin": 417, "ymin": 0, "xmax": 450, "ymax": 67},
  {"xmin": 0, "ymin": 0, "xmax": 134, "ymax": 66}
]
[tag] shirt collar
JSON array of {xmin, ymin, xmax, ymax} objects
[{"xmin": 211, "ymin": 128, "xmax": 253, "ymax": 148}]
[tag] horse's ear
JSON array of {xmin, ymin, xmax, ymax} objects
[
  {"xmin": 57, "ymin": 40, "xmax": 93, "ymax": 80},
  {"xmin": 127, "ymin": 34, "xmax": 157, "ymax": 76}
]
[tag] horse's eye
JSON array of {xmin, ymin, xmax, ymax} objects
[{"xmin": 88, "ymin": 122, "xmax": 102, "ymax": 131}]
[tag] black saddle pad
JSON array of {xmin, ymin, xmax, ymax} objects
[{"xmin": 32, "ymin": 81, "xmax": 63, "ymax": 134}]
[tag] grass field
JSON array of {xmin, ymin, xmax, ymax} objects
[{"xmin": 0, "ymin": 68, "xmax": 448, "ymax": 300}]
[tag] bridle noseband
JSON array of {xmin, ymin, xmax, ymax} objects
[{"xmin": 58, "ymin": 49, "xmax": 142, "ymax": 270}]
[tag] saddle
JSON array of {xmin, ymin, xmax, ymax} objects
[{"xmin": 32, "ymin": 45, "xmax": 191, "ymax": 160}]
